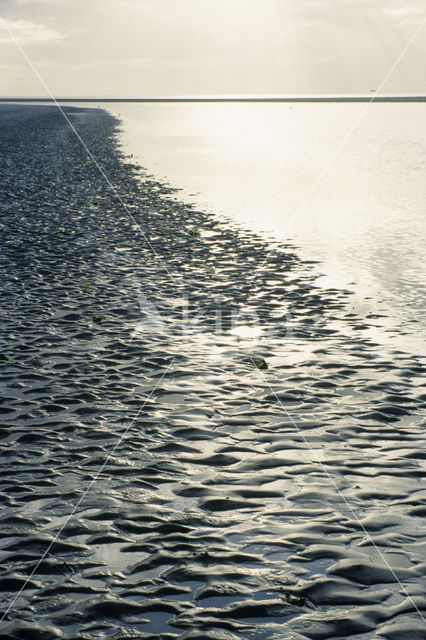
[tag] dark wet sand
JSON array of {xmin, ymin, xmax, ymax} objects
[{"xmin": 0, "ymin": 104, "xmax": 425, "ymax": 640}]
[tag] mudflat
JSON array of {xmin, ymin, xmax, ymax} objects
[{"xmin": 0, "ymin": 104, "xmax": 425, "ymax": 639}]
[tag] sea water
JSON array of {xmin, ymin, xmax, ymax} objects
[{"xmin": 106, "ymin": 101, "xmax": 426, "ymax": 357}]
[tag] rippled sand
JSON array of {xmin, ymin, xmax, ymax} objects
[{"xmin": 0, "ymin": 105, "xmax": 425, "ymax": 640}]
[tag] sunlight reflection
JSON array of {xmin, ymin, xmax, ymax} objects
[{"xmin": 229, "ymin": 324, "xmax": 263, "ymax": 340}]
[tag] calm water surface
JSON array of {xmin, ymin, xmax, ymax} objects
[{"xmin": 106, "ymin": 102, "xmax": 425, "ymax": 356}]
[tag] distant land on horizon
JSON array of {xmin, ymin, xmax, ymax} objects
[{"xmin": 0, "ymin": 96, "xmax": 426, "ymax": 103}]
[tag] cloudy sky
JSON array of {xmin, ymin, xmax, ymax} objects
[{"xmin": 0, "ymin": 0, "xmax": 424, "ymax": 97}]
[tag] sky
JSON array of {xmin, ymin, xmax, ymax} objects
[{"xmin": 0, "ymin": 0, "xmax": 425, "ymax": 97}]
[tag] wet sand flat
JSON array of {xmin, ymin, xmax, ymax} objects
[{"xmin": 0, "ymin": 104, "xmax": 426, "ymax": 639}]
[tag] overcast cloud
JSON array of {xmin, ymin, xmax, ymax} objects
[{"xmin": 0, "ymin": 0, "xmax": 424, "ymax": 97}]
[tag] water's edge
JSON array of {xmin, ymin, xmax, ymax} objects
[{"xmin": 0, "ymin": 104, "xmax": 425, "ymax": 640}]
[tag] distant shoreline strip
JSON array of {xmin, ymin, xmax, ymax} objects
[{"xmin": 1, "ymin": 96, "xmax": 425, "ymax": 103}]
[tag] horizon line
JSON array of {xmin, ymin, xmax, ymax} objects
[{"xmin": 0, "ymin": 95, "xmax": 425, "ymax": 103}]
